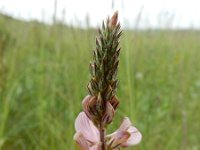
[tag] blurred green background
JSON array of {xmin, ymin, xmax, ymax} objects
[{"xmin": 0, "ymin": 13, "xmax": 200, "ymax": 150}]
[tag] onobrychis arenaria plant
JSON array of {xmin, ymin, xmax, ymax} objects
[{"xmin": 74, "ymin": 11, "xmax": 142, "ymax": 150}]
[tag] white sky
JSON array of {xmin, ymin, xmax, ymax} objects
[{"xmin": 0, "ymin": 0, "xmax": 200, "ymax": 29}]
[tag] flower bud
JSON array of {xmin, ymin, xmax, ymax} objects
[
  {"xmin": 110, "ymin": 11, "xmax": 118, "ymax": 28},
  {"xmin": 82, "ymin": 95, "xmax": 106, "ymax": 126},
  {"xmin": 102, "ymin": 101, "xmax": 115, "ymax": 125},
  {"xmin": 109, "ymin": 96, "xmax": 119, "ymax": 110},
  {"xmin": 82, "ymin": 95, "xmax": 120, "ymax": 126}
]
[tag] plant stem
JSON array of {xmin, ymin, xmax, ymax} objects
[{"xmin": 99, "ymin": 122, "xmax": 106, "ymax": 150}]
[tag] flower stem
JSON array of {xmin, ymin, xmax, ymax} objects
[{"xmin": 99, "ymin": 122, "xmax": 106, "ymax": 150}]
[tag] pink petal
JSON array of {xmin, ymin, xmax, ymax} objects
[
  {"xmin": 118, "ymin": 117, "xmax": 132, "ymax": 131},
  {"xmin": 75, "ymin": 112, "xmax": 99, "ymax": 143},
  {"xmin": 108, "ymin": 131, "xmax": 130, "ymax": 149},
  {"xmin": 106, "ymin": 117, "xmax": 132, "ymax": 138},
  {"xmin": 90, "ymin": 145, "xmax": 101, "ymax": 150},
  {"xmin": 74, "ymin": 132, "xmax": 90, "ymax": 150},
  {"xmin": 121, "ymin": 126, "xmax": 142, "ymax": 147},
  {"xmin": 107, "ymin": 117, "xmax": 142, "ymax": 148}
]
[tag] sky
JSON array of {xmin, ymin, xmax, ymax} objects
[{"xmin": 0, "ymin": 0, "xmax": 200, "ymax": 29}]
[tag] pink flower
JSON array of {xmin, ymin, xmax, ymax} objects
[
  {"xmin": 74, "ymin": 112, "xmax": 101, "ymax": 150},
  {"xmin": 74, "ymin": 112, "xmax": 142, "ymax": 150},
  {"xmin": 107, "ymin": 117, "xmax": 142, "ymax": 149}
]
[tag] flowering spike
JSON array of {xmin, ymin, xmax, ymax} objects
[
  {"xmin": 74, "ymin": 11, "xmax": 142, "ymax": 150},
  {"xmin": 88, "ymin": 11, "xmax": 121, "ymax": 103}
]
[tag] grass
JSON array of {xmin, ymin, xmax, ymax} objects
[{"xmin": 0, "ymin": 13, "xmax": 200, "ymax": 150}]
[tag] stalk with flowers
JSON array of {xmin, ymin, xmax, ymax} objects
[{"xmin": 74, "ymin": 11, "xmax": 142, "ymax": 150}]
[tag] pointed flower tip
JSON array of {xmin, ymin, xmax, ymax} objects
[{"xmin": 111, "ymin": 11, "xmax": 119, "ymax": 27}]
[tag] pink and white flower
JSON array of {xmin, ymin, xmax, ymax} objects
[
  {"xmin": 74, "ymin": 112, "xmax": 101, "ymax": 150},
  {"xmin": 107, "ymin": 117, "xmax": 142, "ymax": 149},
  {"xmin": 74, "ymin": 112, "xmax": 142, "ymax": 150}
]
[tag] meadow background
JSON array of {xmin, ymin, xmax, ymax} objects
[{"xmin": 0, "ymin": 12, "xmax": 200, "ymax": 150}]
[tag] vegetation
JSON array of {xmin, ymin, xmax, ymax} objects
[{"xmin": 0, "ymin": 13, "xmax": 200, "ymax": 150}]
